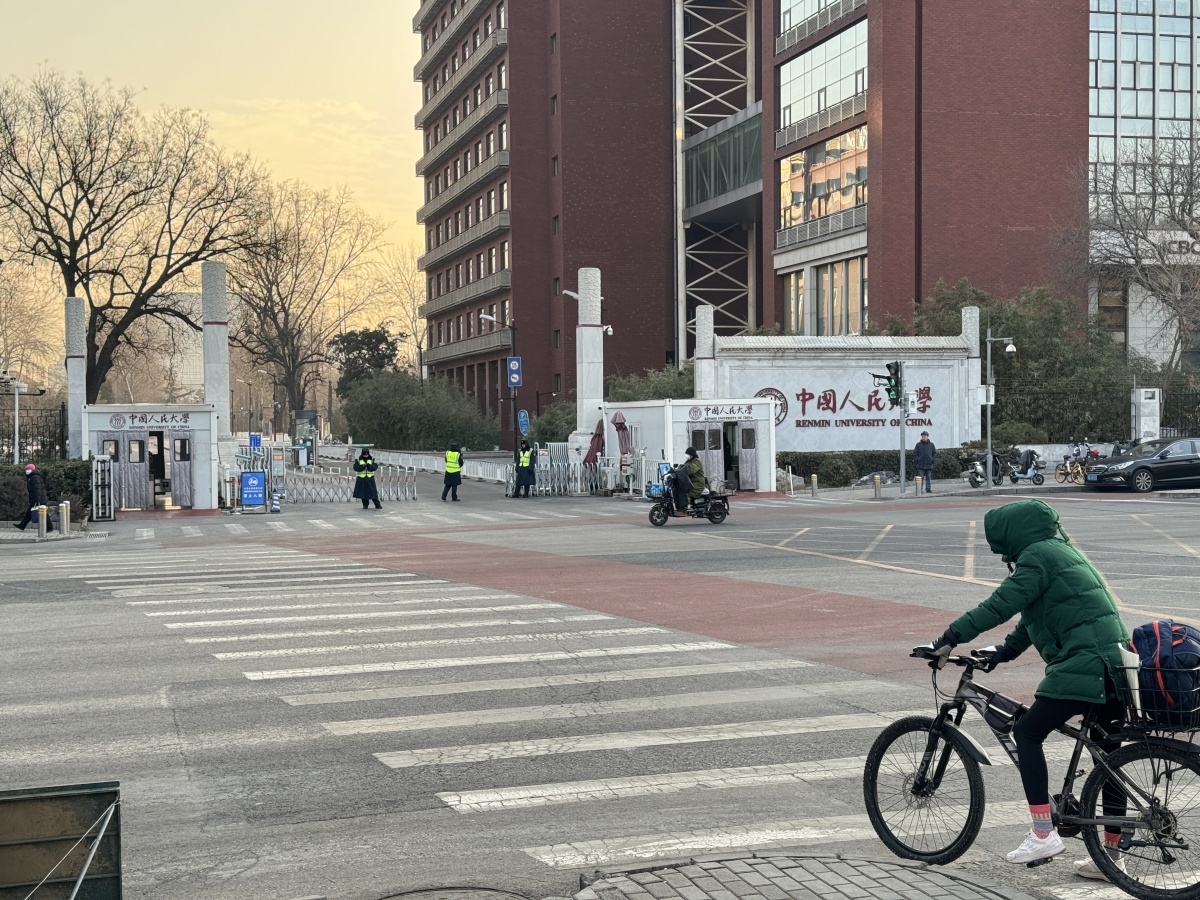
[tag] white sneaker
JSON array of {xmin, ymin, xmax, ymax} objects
[
  {"xmin": 1006, "ymin": 829, "xmax": 1066, "ymax": 864},
  {"xmin": 1074, "ymin": 854, "xmax": 1126, "ymax": 881}
]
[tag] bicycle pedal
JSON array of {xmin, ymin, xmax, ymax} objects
[{"xmin": 1026, "ymin": 856, "xmax": 1056, "ymax": 869}]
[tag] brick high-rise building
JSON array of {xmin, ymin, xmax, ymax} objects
[{"xmin": 414, "ymin": 0, "xmax": 675, "ymax": 449}]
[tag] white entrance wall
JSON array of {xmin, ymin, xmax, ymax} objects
[
  {"xmin": 81, "ymin": 404, "xmax": 217, "ymax": 509},
  {"xmin": 713, "ymin": 307, "xmax": 982, "ymax": 452}
]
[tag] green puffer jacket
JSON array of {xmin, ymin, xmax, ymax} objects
[{"xmin": 949, "ymin": 499, "xmax": 1129, "ymax": 704}]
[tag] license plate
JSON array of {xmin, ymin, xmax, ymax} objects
[{"xmin": 1086, "ymin": 474, "xmax": 1098, "ymax": 482}]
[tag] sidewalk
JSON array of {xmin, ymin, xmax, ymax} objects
[{"xmin": 572, "ymin": 852, "xmax": 1037, "ymax": 900}]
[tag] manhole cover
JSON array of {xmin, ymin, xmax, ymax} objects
[{"xmin": 379, "ymin": 890, "xmax": 534, "ymax": 900}]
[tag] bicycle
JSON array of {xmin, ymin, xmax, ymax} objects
[
  {"xmin": 862, "ymin": 648, "xmax": 1200, "ymax": 900},
  {"xmin": 1055, "ymin": 458, "xmax": 1088, "ymax": 484}
]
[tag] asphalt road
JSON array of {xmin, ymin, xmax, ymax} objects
[{"xmin": 2, "ymin": 479, "xmax": 1198, "ymax": 900}]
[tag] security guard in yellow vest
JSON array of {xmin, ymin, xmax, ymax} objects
[
  {"xmin": 353, "ymin": 448, "xmax": 382, "ymax": 509},
  {"xmin": 442, "ymin": 443, "xmax": 464, "ymax": 501},
  {"xmin": 514, "ymin": 440, "xmax": 536, "ymax": 498}
]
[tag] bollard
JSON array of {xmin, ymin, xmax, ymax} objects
[
  {"xmin": 270, "ymin": 492, "xmax": 282, "ymax": 514},
  {"xmin": 873, "ymin": 474, "xmax": 882, "ymax": 500},
  {"xmin": 58, "ymin": 501, "xmax": 70, "ymax": 536},
  {"xmin": 915, "ymin": 476, "xmax": 923, "ymax": 495},
  {"xmin": 36, "ymin": 504, "xmax": 47, "ymax": 539},
  {"xmin": 810, "ymin": 474, "xmax": 818, "ymax": 498}
]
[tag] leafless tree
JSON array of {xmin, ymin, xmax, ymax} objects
[
  {"xmin": 1081, "ymin": 134, "xmax": 1200, "ymax": 391},
  {"xmin": 0, "ymin": 70, "xmax": 263, "ymax": 402},
  {"xmin": 0, "ymin": 260, "xmax": 59, "ymax": 384},
  {"xmin": 228, "ymin": 181, "xmax": 386, "ymax": 418},
  {"xmin": 379, "ymin": 242, "xmax": 427, "ymax": 377}
]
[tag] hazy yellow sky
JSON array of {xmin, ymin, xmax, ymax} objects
[{"xmin": 2, "ymin": 0, "xmax": 426, "ymax": 249}]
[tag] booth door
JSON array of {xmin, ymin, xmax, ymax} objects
[
  {"xmin": 98, "ymin": 433, "xmax": 124, "ymax": 511},
  {"xmin": 169, "ymin": 431, "xmax": 194, "ymax": 507},
  {"xmin": 738, "ymin": 424, "xmax": 759, "ymax": 490},
  {"xmin": 689, "ymin": 425, "xmax": 723, "ymax": 488},
  {"xmin": 122, "ymin": 431, "xmax": 150, "ymax": 509}
]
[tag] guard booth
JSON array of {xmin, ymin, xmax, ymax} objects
[{"xmin": 82, "ymin": 404, "xmax": 218, "ymax": 511}]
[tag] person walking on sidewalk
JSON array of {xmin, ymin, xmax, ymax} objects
[
  {"xmin": 15, "ymin": 463, "xmax": 53, "ymax": 532},
  {"xmin": 442, "ymin": 443, "xmax": 464, "ymax": 501},
  {"xmin": 352, "ymin": 448, "xmax": 382, "ymax": 510},
  {"xmin": 914, "ymin": 431, "xmax": 936, "ymax": 493},
  {"xmin": 514, "ymin": 440, "xmax": 536, "ymax": 498}
]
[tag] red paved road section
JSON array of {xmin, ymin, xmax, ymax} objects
[{"xmin": 273, "ymin": 531, "xmax": 1020, "ymax": 684}]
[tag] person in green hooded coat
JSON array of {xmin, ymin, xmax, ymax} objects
[{"xmin": 922, "ymin": 499, "xmax": 1130, "ymax": 878}]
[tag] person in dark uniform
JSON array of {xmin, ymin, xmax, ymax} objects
[
  {"xmin": 352, "ymin": 448, "xmax": 382, "ymax": 509},
  {"xmin": 15, "ymin": 463, "xmax": 53, "ymax": 532},
  {"xmin": 442, "ymin": 443, "xmax": 464, "ymax": 501},
  {"xmin": 514, "ymin": 440, "xmax": 536, "ymax": 498}
]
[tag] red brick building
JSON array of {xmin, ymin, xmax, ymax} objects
[{"xmin": 414, "ymin": 0, "xmax": 675, "ymax": 449}]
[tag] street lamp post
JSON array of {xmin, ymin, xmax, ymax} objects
[
  {"xmin": 984, "ymin": 326, "xmax": 1016, "ymax": 489},
  {"xmin": 236, "ymin": 378, "xmax": 253, "ymax": 433},
  {"xmin": 480, "ymin": 314, "xmax": 520, "ymax": 462}
]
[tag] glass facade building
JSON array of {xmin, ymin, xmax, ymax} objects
[
  {"xmin": 779, "ymin": 125, "xmax": 867, "ymax": 228},
  {"xmin": 779, "ymin": 20, "xmax": 867, "ymax": 129}
]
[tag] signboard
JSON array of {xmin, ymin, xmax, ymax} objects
[
  {"xmin": 518, "ymin": 409, "xmax": 530, "ymax": 435},
  {"xmin": 241, "ymin": 470, "xmax": 266, "ymax": 507},
  {"xmin": 249, "ymin": 432, "xmax": 262, "ymax": 448},
  {"xmin": 506, "ymin": 356, "xmax": 523, "ymax": 387},
  {"xmin": 271, "ymin": 452, "xmax": 285, "ymax": 478}
]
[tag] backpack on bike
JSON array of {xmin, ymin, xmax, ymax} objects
[{"xmin": 1129, "ymin": 619, "xmax": 1200, "ymax": 729}]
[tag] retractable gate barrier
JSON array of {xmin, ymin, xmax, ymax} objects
[
  {"xmin": 0, "ymin": 781, "xmax": 121, "ymax": 899},
  {"xmin": 91, "ymin": 458, "xmax": 115, "ymax": 522},
  {"xmin": 530, "ymin": 460, "xmax": 617, "ymax": 497},
  {"xmin": 281, "ymin": 464, "xmax": 417, "ymax": 504}
]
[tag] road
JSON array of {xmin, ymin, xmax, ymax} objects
[{"xmin": 3, "ymin": 478, "xmax": 1198, "ymax": 900}]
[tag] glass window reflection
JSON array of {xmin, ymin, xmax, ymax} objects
[
  {"xmin": 779, "ymin": 125, "xmax": 867, "ymax": 229},
  {"xmin": 778, "ymin": 20, "xmax": 867, "ymax": 129}
]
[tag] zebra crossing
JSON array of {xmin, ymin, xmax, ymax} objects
[{"xmin": 31, "ymin": 544, "xmax": 1062, "ymax": 878}]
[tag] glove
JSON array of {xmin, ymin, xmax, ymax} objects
[
  {"xmin": 913, "ymin": 628, "xmax": 959, "ymax": 670},
  {"xmin": 973, "ymin": 644, "xmax": 1017, "ymax": 673}
]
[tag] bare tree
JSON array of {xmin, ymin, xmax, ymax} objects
[
  {"xmin": 0, "ymin": 70, "xmax": 263, "ymax": 402},
  {"xmin": 379, "ymin": 242, "xmax": 427, "ymax": 377},
  {"xmin": 228, "ymin": 181, "xmax": 386, "ymax": 417},
  {"xmin": 1082, "ymin": 134, "xmax": 1200, "ymax": 390},
  {"xmin": 0, "ymin": 261, "xmax": 58, "ymax": 383}
]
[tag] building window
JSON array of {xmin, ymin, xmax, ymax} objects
[
  {"xmin": 487, "ymin": 189, "xmax": 496, "ymax": 215},
  {"xmin": 1097, "ymin": 275, "xmax": 1128, "ymax": 339},
  {"xmin": 551, "ymin": 156, "xmax": 559, "ymax": 175},
  {"xmin": 436, "ymin": 223, "xmax": 443, "ymax": 244},
  {"xmin": 553, "ymin": 329, "xmax": 561, "ymax": 348},
  {"xmin": 436, "ymin": 273, "xmax": 443, "ymax": 296},
  {"xmin": 552, "ymin": 215, "xmax": 560, "ymax": 235},
  {"xmin": 488, "ymin": 247, "xmax": 497, "ymax": 273},
  {"xmin": 779, "ymin": 125, "xmax": 867, "ymax": 228},
  {"xmin": 485, "ymin": 74, "xmax": 494, "ymax": 96},
  {"xmin": 496, "ymin": 1, "xmax": 505, "ymax": 28},
  {"xmin": 485, "ymin": 132, "xmax": 494, "ymax": 155},
  {"xmin": 475, "ymin": 139, "xmax": 483, "ymax": 164},
  {"xmin": 466, "ymin": 310, "xmax": 473, "ymax": 337},
  {"xmin": 550, "ymin": 33, "xmax": 557, "ymax": 53},
  {"xmin": 783, "ymin": 270, "xmax": 804, "ymax": 333},
  {"xmin": 554, "ymin": 373, "xmax": 562, "ymax": 392},
  {"xmin": 498, "ymin": 62, "xmax": 507, "ymax": 90},
  {"xmin": 500, "ymin": 240, "xmax": 509, "ymax": 268},
  {"xmin": 778, "ymin": 19, "xmax": 867, "ymax": 129},
  {"xmin": 473, "ymin": 29, "xmax": 480, "ymax": 49},
  {"xmin": 453, "ymin": 159, "xmax": 460, "ymax": 180},
  {"xmin": 473, "ymin": 85, "xmax": 482, "ymax": 108},
  {"xmin": 498, "ymin": 122, "xmax": 507, "ymax": 149},
  {"xmin": 499, "ymin": 181, "xmax": 509, "ymax": 209},
  {"xmin": 437, "ymin": 322, "xmax": 444, "ymax": 345},
  {"xmin": 500, "ymin": 299, "xmax": 509, "ymax": 324},
  {"xmin": 477, "ymin": 251, "xmax": 485, "ymax": 276},
  {"xmin": 455, "ymin": 263, "xmax": 462, "ymax": 289},
  {"xmin": 455, "ymin": 211, "xmax": 462, "ymax": 235},
  {"xmin": 464, "ymin": 203, "xmax": 472, "ymax": 228},
  {"xmin": 810, "ymin": 255, "xmax": 868, "ymax": 336},
  {"xmin": 463, "ymin": 150, "xmax": 471, "ymax": 173},
  {"xmin": 476, "ymin": 197, "xmax": 484, "ymax": 221},
  {"xmin": 553, "ymin": 276, "xmax": 561, "ymax": 294},
  {"xmin": 484, "ymin": 14, "xmax": 492, "ymax": 36},
  {"xmin": 456, "ymin": 315, "xmax": 463, "ymax": 341}
]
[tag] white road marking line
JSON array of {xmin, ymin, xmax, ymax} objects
[
  {"xmin": 569, "ymin": 508, "xmax": 616, "ymax": 517},
  {"xmin": 329, "ymin": 681, "xmax": 894, "ymax": 736},
  {"xmin": 344, "ymin": 518, "xmax": 376, "ymax": 528},
  {"xmin": 188, "ymin": 614, "xmax": 612, "ymax": 645},
  {"xmin": 856, "ymin": 523, "xmax": 892, "ymax": 560},
  {"xmin": 422, "ymin": 514, "xmax": 456, "ymax": 524},
  {"xmin": 213, "ymin": 626, "xmax": 667, "ymax": 660},
  {"xmin": 376, "ymin": 710, "xmax": 929, "ymax": 769},
  {"xmin": 51, "ymin": 552, "xmax": 311, "ymax": 570},
  {"xmin": 244, "ymin": 640, "xmax": 734, "ymax": 681},
  {"xmin": 521, "ymin": 802, "xmax": 1030, "ymax": 868},
  {"xmin": 89, "ymin": 573, "xmax": 399, "ymax": 590},
  {"xmin": 464, "ymin": 513, "xmax": 500, "ymax": 522},
  {"xmin": 225, "ymin": 523, "xmax": 250, "ymax": 535},
  {"xmin": 180, "ymin": 526, "xmax": 203, "ymax": 537},
  {"xmin": 536, "ymin": 511, "xmax": 579, "ymax": 519},
  {"xmin": 384, "ymin": 516, "xmax": 414, "ymax": 525},
  {"xmin": 267, "ymin": 522, "xmax": 293, "ymax": 532},
  {"xmin": 163, "ymin": 599, "xmax": 543, "ymax": 629},
  {"xmin": 147, "ymin": 599, "xmax": 546, "ymax": 618},
  {"xmin": 506, "ymin": 512, "xmax": 539, "ymax": 520},
  {"xmin": 124, "ymin": 581, "xmax": 461, "ymax": 605},
  {"xmin": 135, "ymin": 529, "xmax": 154, "ymax": 540},
  {"xmin": 309, "ymin": 520, "xmax": 336, "ymax": 529},
  {"xmin": 283, "ymin": 659, "xmax": 814, "ymax": 706},
  {"xmin": 441, "ymin": 756, "xmax": 869, "ymax": 812},
  {"xmin": 81, "ymin": 564, "xmax": 369, "ymax": 581}
]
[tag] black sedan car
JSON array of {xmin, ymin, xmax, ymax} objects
[{"xmin": 1086, "ymin": 438, "xmax": 1200, "ymax": 492}]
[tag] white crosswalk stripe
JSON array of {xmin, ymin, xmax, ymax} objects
[
  {"xmin": 309, "ymin": 520, "xmax": 336, "ymax": 529},
  {"xmin": 345, "ymin": 518, "xmax": 376, "ymax": 528},
  {"xmin": 145, "ymin": 599, "xmax": 545, "ymax": 618},
  {"xmin": 181, "ymin": 526, "xmax": 203, "ymax": 537},
  {"xmin": 123, "ymin": 582, "xmax": 462, "ymax": 605},
  {"xmin": 225, "ymin": 523, "xmax": 250, "ymax": 534},
  {"xmin": 135, "ymin": 528, "xmax": 154, "ymax": 540},
  {"xmin": 164, "ymin": 600, "xmax": 554, "ymax": 630},
  {"xmin": 266, "ymin": 521, "xmax": 293, "ymax": 532}
]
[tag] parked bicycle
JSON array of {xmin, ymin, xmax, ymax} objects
[{"xmin": 863, "ymin": 648, "xmax": 1200, "ymax": 900}]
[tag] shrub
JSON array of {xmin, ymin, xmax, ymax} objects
[
  {"xmin": 818, "ymin": 454, "xmax": 858, "ymax": 487},
  {"xmin": 528, "ymin": 402, "xmax": 577, "ymax": 445},
  {"xmin": 992, "ymin": 421, "xmax": 1048, "ymax": 446},
  {"xmin": 0, "ymin": 461, "xmax": 93, "ymax": 520},
  {"xmin": 778, "ymin": 450, "xmax": 964, "ymax": 484}
]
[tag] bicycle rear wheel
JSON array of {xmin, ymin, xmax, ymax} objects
[
  {"xmin": 1055, "ymin": 463, "xmax": 1068, "ymax": 483},
  {"xmin": 863, "ymin": 715, "xmax": 985, "ymax": 864},
  {"xmin": 1080, "ymin": 742, "xmax": 1200, "ymax": 900}
]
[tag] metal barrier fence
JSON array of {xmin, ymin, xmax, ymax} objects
[
  {"xmin": 281, "ymin": 464, "xmax": 418, "ymax": 504},
  {"xmin": 529, "ymin": 458, "xmax": 620, "ymax": 497}
]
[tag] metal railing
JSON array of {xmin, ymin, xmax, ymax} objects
[
  {"xmin": 776, "ymin": 0, "xmax": 867, "ymax": 56},
  {"xmin": 776, "ymin": 91, "xmax": 867, "ymax": 150},
  {"xmin": 776, "ymin": 204, "xmax": 867, "ymax": 250},
  {"xmin": 280, "ymin": 465, "xmax": 418, "ymax": 504}
]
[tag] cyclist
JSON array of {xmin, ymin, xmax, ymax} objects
[{"xmin": 920, "ymin": 498, "xmax": 1130, "ymax": 878}]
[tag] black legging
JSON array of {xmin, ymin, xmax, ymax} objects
[{"xmin": 1014, "ymin": 692, "xmax": 1125, "ymax": 833}]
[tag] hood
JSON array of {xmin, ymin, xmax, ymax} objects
[{"xmin": 984, "ymin": 499, "xmax": 1061, "ymax": 560}]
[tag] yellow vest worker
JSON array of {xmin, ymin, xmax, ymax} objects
[
  {"xmin": 353, "ymin": 449, "xmax": 381, "ymax": 510},
  {"xmin": 442, "ymin": 444, "xmax": 464, "ymax": 501},
  {"xmin": 514, "ymin": 441, "xmax": 536, "ymax": 498}
]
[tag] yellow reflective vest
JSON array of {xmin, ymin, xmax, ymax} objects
[
  {"xmin": 518, "ymin": 449, "xmax": 532, "ymax": 467},
  {"xmin": 445, "ymin": 451, "xmax": 463, "ymax": 473}
]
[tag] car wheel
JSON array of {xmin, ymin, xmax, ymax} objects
[{"xmin": 1132, "ymin": 469, "xmax": 1155, "ymax": 493}]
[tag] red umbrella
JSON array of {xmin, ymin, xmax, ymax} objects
[
  {"xmin": 611, "ymin": 411, "xmax": 631, "ymax": 455},
  {"xmin": 582, "ymin": 418, "xmax": 605, "ymax": 464}
]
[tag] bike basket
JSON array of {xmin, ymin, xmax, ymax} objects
[
  {"xmin": 646, "ymin": 482, "xmax": 666, "ymax": 499},
  {"xmin": 1124, "ymin": 664, "xmax": 1200, "ymax": 731},
  {"xmin": 982, "ymin": 692, "xmax": 1024, "ymax": 734}
]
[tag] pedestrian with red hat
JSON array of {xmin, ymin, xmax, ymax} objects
[{"xmin": 14, "ymin": 463, "xmax": 53, "ymax": 532}]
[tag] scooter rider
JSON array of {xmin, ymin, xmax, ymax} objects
[
  {"xmin": 1017, "ymin": 447, "xmax": 1038, "ymax": 479},
  {"xmin": 671, "ymin": 447, "xmax": 706, "ymax": 517}
]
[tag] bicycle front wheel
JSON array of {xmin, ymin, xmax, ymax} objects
[
  {"xmin": 1080, "ymin": 742, "xmax": 1200, "ymax": 900},
  {"xmin": 1055, "ymin": 463, "xmax": 1068, "ymax": 483},
  {"xmin": 863, "ymin": 715, "xmax": 985, "ymax": 864},
  {"xmin": 1070, "ymin": 464, "xmax": 1086, "ymax": 485}
]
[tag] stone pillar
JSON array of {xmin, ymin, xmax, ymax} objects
[
  {"xmin": 65, "ymin": 297, "xmax": 86, "ymax": 459},
  {"xmin": 694, "ymin": 304, "xmax": 716, "ymax": 400},
  {"xmin": 570, "ymin": 267, "xmax": 605, "ymax": 459},
  {"xmin": 202, "ymin": 261, "xmax": 232, "ymax": 439}
]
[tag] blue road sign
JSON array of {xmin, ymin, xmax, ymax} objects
[
  {"xmin": 518, "ymin": 409, "xmax": 530, "ymax": 435},
  {"xmin": 506, "ymin": 356, "xmax": 523, "ymax": 387},
  {"xmin": 249, "ymin": 432, "xmax": 262, "ymax": 449},
  {"xmin": 241, "ymin": 471, "xmax": 267, "ymax": 507}
]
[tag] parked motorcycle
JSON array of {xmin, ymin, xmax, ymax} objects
[
  {"xmin": 1008, "ymin": 455, "xmax": 1047, "ymax": 485},
  {"xmin": 962, "ymin": 451, "xmax": 1005, "ymax": 488},
  {"xmin": 648, "ymin": 469, "xmax": 729, "ymax": 526}
]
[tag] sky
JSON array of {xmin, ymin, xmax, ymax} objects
[{"xmin": 1, "ymin": 0, "xmax": 427, "ymax": 251}]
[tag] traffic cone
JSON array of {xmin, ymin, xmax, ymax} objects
[{"xmin": 270, "ymin": 492, "xmax": 282, "ymax": 514}]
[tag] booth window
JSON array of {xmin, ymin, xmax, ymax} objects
[
  {"xmin": 707, "ymin": 430, "xmax": 721, "ymax": 451},
  {"xmin": 691, "ymin": 429, "xmax": 705, "ymax": 448},
  {"xmin": 102, "ymin": 440, "xmax": 119, "ymax": 461},
  {"xmin": 128, "ymin": 440, "xmax": 145, "ymax": 463},
  {"xmin": 174, "ymin": 439, "xmax": 191, "ymax": 462},
  {"xmin": 741, "ymin": 428, "xmax": 757, "ymax": 450}
]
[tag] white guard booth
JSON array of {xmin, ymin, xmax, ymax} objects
[
  {"xmin": 81, "ymin": 404, "xmax": 218, "ymax": 510},
  {"xmin": 601, "ymin": 398, "xmax": 778, "ymax": 492}
]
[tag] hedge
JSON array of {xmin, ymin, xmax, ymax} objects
[
  {"xmin": 777, "ymin": 449, "xmax": 968, "ymax": 485},
  {"xmin": 0, "ymin": 461, "xmax": 93, "ymax": 522}
]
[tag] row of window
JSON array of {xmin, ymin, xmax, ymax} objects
[
  {"xmin": 781, "ymin": 255, "xmax": 869, "ymax": 337},
  {"xmin": 778, "ymin": 0, "xmax": 842, "ymax": 34},
  {"xmin": 425, "ymin": 61, "xmax": 507, "ymax": 152},
  {"xmin": 1090, "ymin": 0, "xmax": 1191, "ymax": 14},
  {"xmin": 422, "ymin": 0, "xmax": 505, "ymax": 53},
  {"xmin": 426, "ymin": 180, "xmax": 510, "ymax": 252},
  {"xmin": 779, "ymin": 125, "xmax": 867, "ymax": 229},
  {"xmin": 434, "ymin": 299, "xmax": 510, "ymax": 347},
  {"xmin": 423, "ymin": 2, "xmax": 506, "ymax": 104},
  {"xmin": 427, "ymin": 121, "xmax": 508, "ymax": 202},
  {"xmin": 429, "ymin": 240, "xmax": 510, "ymax": 299},
  {"xmin": 778, "ymin": 19, "xmax": 866, "ymax": 130}
]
